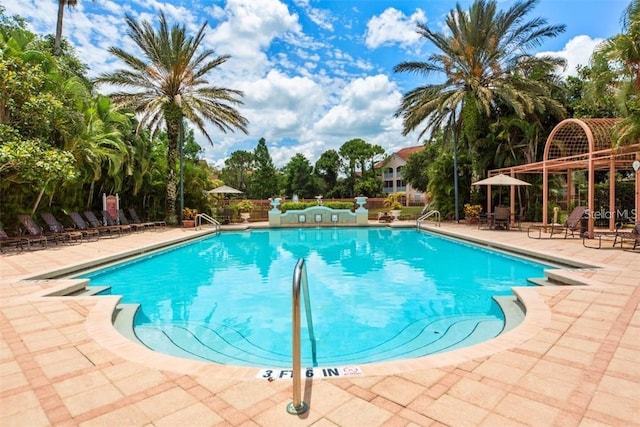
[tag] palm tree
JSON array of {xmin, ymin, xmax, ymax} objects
[
  {"xmin": 596, "ymin": 0, "xmax": 640, "ymax": 145},
  {"xmin": 394, "ymin": 0, "xmax": 566, "ymax": 142},
  {"xmin": 54, "ymin": 0, "xmax": 78, "ymax": 56},
  {"xmin": 95, "ymin": 12, "xmax": 249, "ymax": 224}
]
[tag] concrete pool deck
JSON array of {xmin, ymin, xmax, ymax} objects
[{"xmin": 1, "ymin": 222, "xmax": 638, "ymax": 426}]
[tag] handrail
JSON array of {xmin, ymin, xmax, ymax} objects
[
  {"xmin": 287, "ymin": 258, "xmax": 316, "ymax": 415},
  {"xmin": 195, "ymin": 213, "xmax": 221, "ymax": 233},
  {"xmin": 416, "ymin": 210, "xmax": 441, "ymax": 228}
]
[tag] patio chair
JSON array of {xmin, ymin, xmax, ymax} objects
[
  {"xmin": 17, "ymin": 214, "xmax": 63, "ymax": 246},
  {"xmin": 491, "ymin": 206, "xmax": 511, "ymax": 231},
  {"xmin": 66, "ymin": 212, "xmax": 101, "ymax": 241},
  {"xmin": 378, "ymin": 212, "xmax": 393, "ymax": 223},
  {"xmin": 618, "ymin": 223, "xmax": 640, "ymax": 250},
  {"xmin": 83, "ymin": 211, "xmax": 125, "ymax": 237},
  {"xmin": 583, "ymin": 222, "xmax": 639, "ymax": 249},
  {"xmin": 129, "ymin": 208, "xmax": 166, "ymax": 228},
  {"xmin": 117, "ymin": 209, "xmax": 146, "ymax": 233},
  {"xmin": 550, "ymin": 206, "xmax": 588, "ymax": 238},
  {"xmin": 40, "ymin": 212, "xmax": 84, "ymax": 244},
  {"xmin": 102, "ymin": 210, "xmax": 133, "ymax": 234}
]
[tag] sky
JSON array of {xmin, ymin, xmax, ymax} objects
[{"xmin": 4, "ymin": 0, "xmax": 630, "ymax": 169}]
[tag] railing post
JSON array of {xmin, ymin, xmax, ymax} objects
[{"xmin": 287, "ymin": 258, "xmax": 309, "ymax": 415}]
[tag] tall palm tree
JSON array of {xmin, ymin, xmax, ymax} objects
[
  {"xmin": 54, "ymin": 0, "xmax": 78, "ymax": 56},
  {"xmin": 394, "ymin": 0, "xmax": 566, "ymax": 142},
  {"xmin": 95, "ymin": 12, "xmax": 249, "ymax": 224}
]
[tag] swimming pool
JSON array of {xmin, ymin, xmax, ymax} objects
[{"xmin": 80, "ymin": 227, "xmax": 550, "ymax": 368}]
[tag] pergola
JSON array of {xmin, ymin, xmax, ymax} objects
[{"xmin": 487, "ymin": 118, "xmax": 640, "ymax": 237}]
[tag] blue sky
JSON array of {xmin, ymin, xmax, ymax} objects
[{"xmin": 5, "ymin": 0, "xmax": 629, "ymax": 168}]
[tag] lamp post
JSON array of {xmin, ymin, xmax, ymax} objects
[
  {"xmin": 179, "ymin": 119, "xmax": 184, "ymax": 226},
  {"xmin": 450, "ymin": 109, "xmax": 460, "ymax": 222}
]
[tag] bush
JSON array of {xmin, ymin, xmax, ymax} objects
[
  {"xmin": 280, "ymin": 202, "xmax": 313, "ymax": 212},
  {"xmin": 280, "ymin": 201, "xmax": 355, "ymax": 212},
  {"xmin": 324, "ymin": 201, "xmax": 354, "ymax": 210}
]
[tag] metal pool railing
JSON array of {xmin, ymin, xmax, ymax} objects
[
  {"xmin": 287, "ymin": 258, "xmax": 316, "ymax": 415},
  {"xmin": 416, "ymin": 210, "xmax": 441, "ymax": 228}
]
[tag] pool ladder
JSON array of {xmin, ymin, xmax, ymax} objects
[
  {"xmin": 287, "ymin": 258, "xmax": 316, "ymax": 415},
  {"xmin": 416, "ymin": 210, "xmax": 441, "ymax": 228},
  {"xmin": 195, "ymin": 213, "xmax": 221, "ymax": 232}
]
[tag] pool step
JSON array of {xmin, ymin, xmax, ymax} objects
[
  {"xmin": 527, "ymin": 277, "xmax": 557, "ymax": 286},
  {"xmin": 113, "ymin": 303, "xmax": 146, "ymax": 346},
  {"xmin": 494, "ymin": 296, "xmax": 525, "ymax": 333},
  {"xmin": 133, "ymin": 315, "xmax": 505, "ymax": 367},
  {"xmin": 76, "ymin": 285, "xmax": 111, "ymax": 296}
]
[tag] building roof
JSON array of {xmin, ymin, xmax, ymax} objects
[
  {"xmin": 395, "ymin": 145, "xmax": 424, "ymax": 161},
  {"xmin": 375, "ymin": 145, "xmax": 425, "ymax": 168}
]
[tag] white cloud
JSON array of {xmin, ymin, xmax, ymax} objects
[
  {"xmin": 292, "ymin": 0, "xmax": 334, "ymax": 31},
  {"xmin": 314, "ymin": 74, "xmax": 403, "ymax": 140},
  {"xmin": 365, "ymin": 7, "xmax": 426, "ymax": 49},
  {"xmin": 537, "ymin": 35, "xmax": 604, "ymax": 77}
]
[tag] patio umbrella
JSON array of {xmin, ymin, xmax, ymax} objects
[
  {"xmin": 472, "ymin": 174, "xmax": 530, "ymax": 206},
  {"xmin": 472, "ymin": 174, "xmax": 531, "ymax": 187},
  {"xmin": 206, "ymin": 185, "xmax": 243, "ymax": 195},
  {"xmin": 206, "ymin": 185, "xmax": 243, "ymax": 223}
]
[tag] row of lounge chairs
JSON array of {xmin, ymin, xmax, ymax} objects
[
  {"xmin": 0, "ymin": 209, "xmax": 166, "ymax": 252},
  {"xmin": 525, "ymin": 205, "xmax": 638, "ymax": 250}
]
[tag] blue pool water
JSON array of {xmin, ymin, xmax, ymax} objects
[{"xmin": 79, "ymin": 228, "xmax": 550, "ymax": 367}]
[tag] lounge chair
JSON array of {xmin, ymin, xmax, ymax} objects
[
  {"xmin": 619, "ymin": 223, "xmax": 640, "ymax": 250},
  {"xmin": 529, "ymin": 206, "xmax": 587, "ymax": 239},
  {"xmin": 550, "ymin": 206, "xmax": 588, "ymax": 238},
  {"xmin": 129, "ymin": 208, "xmax": 166, "ymax": 228},
  {"xmin": 583, "ymin": 222, "xmax": 639, "ymax": 249},
  {"xmin": 491, "ymin": 206, "xmax": 511, "ymax": 230},
  {"xmin": 0, "ymin": 224, "xmax": 34, "ymax": 252},
  {"xmin": 65, "ymin": 212, "xmax": 101, "ymax": 241},
  {"xmin": 17, "ymin": 214, "xmax": 63, "ymax": 246},
  {"xmin": 102, "ymin": 210, "xmax": 133, "ymax": 234},
  {"xmin": 83, "ymin": 211, "xmax": 124, "ymax": 237},
  {"xmin": 40, "ymin": 212, "xmax": 84, "ymax": 244},
  {"xmin": 117, "ymin": 209, "xmax": 148, "ymax": 232},
  {"xmin": 378, "ymin": 212, "xmax": 393, "ymax": 223}
]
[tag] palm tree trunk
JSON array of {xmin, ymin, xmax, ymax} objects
[
  {"xmin": 164, "ymin": 107, "xmax": 182, "ymax": 224},
  {"xmin": 54, "ymin": 1, "xmax": 65, "ymax": 55}
]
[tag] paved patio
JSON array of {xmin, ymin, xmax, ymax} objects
[{"xmin": 1, "ymin": 222, "xmax": 638, "ymax": 426}]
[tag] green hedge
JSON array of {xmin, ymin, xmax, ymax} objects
[
  {"xmin": 280, "ymin": 201, "xmax": 355, "ymax": 212},
  {"xmin": 324, "ymin": 201, "xmax": 354, "ymax": 210}
]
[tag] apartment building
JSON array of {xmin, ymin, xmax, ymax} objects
[{"xmin": 377, "ymin": 145, "xmax": 426, "ymax": 204}]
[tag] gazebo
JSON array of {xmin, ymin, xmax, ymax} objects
[{"xmin": 487, "ymin": 118, "xmax": 640, "ymax": 238}]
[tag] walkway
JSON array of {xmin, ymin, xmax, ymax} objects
[{"xmin": 1, "ymin": 223, "xmax": 638, "ymax": 426}]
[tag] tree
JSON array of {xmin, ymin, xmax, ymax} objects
[
  {"xmin": 249, "ymin": 138, "xmax": 280, "ymax": 199},
  {"xmin": 338, "ymin": 138, "xmax": 384, "ymax": 197},
  {"xmin": 54, "ymin": 0, "xmax": 78, "ymax": 56},
  {"xmin": 95, "ymin": 12, "xmax": 248, "ymax": 223},
  {"xmin": 221, "ymin": 150, "xmax": 253, "ymax": 193},
  {"xmin": 394, "ymin": 0, "xmax": 566, "ymax": 156},
  {"xmin": 595, "ymin": 0, "xmax": 640, "ymax": 145},
  {"xmin": 283, "ymin": 153, "xmax": 316, "ymax": 198},
  {"xmin": 314, "ymin": 149, "xmax": 341, "ymax": 195},
  {"xmin": 566, "ymin": 61, "xmax": 618, "ymax": 118},
  {"xmin": 402, "ymin": 144, "xmax": 436, "ymax": 194}
]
